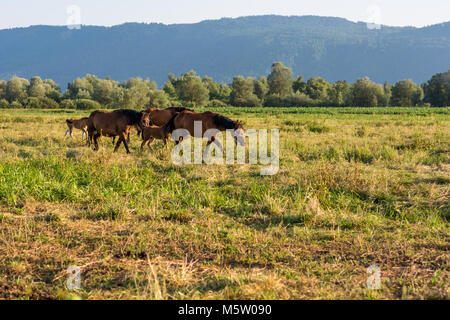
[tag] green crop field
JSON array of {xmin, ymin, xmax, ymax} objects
[{"xmin": 0, "ymin": 107, "xmax": 448, "ymax": 300}]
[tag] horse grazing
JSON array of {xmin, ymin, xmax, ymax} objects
[
  {"xmin": 145, "ymin": 107, "xmax": 192, "ymax": 126},
  {"xmin": 65, "ymin": 118, "xmax": 89, "ymax": 140},
  {"xmin": 168, "ymin": 111, "xmax": 245, "ymax": 152},
  {"xmin": 140, "ymin": 114, "xmax": 177, "ymax": 151},
  {"xmin": 88, "ymin": 109, "xmax": 151, "ymax": 154}
]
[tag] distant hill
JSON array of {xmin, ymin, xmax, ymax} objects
[{"xmin": 0, "ymin": 15, "xmax": 449, "ymax": 87}]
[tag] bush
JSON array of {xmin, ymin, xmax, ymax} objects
[
  {"xmin": 285, "ymin": 93, "xmax": 318, "ymax": 107},
  {"xmin": 40, "ymin": 97, "xmax": 60, "ymax": 109},
  {"xmin": 75, "ymin": 99, "xmax": 101, "ymax": 110},
  {"xmin": 0, "ymin": 99, "xmax": 9, "ymax": 108},
  {"xmin": 265, "ymin": 93, "xmax": 318, "ymax": 107},
  {"xmin": 60, "ymin": 99, "xmax": 76, "ymax": 109},
  {"xmin": 23, "ymin": 97, "xmax": 42, "ymax": 108},
  {"xmin": 23, "ymin": 97, "xmax": 59, "ymax": 109},
  {"xmin": 207, "ymin": 99, "xmax": 229, "ymax": 108},
  {"xmin": 9, "ymin": 101, "xmax": 23, "ymax": 109}
]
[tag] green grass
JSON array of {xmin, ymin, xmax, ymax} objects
[{"xmin": 0, "ymin": 107, "xmax": 448, "ymax": 300}]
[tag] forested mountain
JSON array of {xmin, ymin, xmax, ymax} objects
[{"xmin": 1, "ymin": 15, "xmax": 449, "ymax": 86}]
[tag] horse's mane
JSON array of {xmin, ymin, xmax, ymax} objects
[
  {"xmin": 166, "ymin": 107, "xmax": 192, "ymax": 113},
  {"xmin": 113, "ymin": 109, "xmax": 142, "ymax": 124},
  {"xmin": 212, "ymin": 114, "xmax": 238, "ymax": 130},
  {"xmin": 163, "ymin": 113, "xmax": 178, "ymax": 133}
]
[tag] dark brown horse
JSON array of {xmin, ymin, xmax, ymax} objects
[
  {"xmin": 168, "ymin": 111, "xmax": 245, "ymax": 151},
  {"xmin": 145, "ymin": 107, "xmax": 192, "ymax": 126},
  {"xmin": 88, "ymin": 109, "xmax": 151, "ymax": 153}
]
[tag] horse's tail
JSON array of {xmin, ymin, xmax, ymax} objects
[{"xmin": 164, "ymin": 113, "xmax": 179, "ymax": 134}]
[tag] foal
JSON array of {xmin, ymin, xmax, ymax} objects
[
  {"xmin": 65, "ymin": 118, "xmax": 89, "ymax": 140},
  {"xmin": 140, "ymin": 114, "xmax": 176, "ymax": 151}
]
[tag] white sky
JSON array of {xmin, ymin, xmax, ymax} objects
[{"xmin": 0, "ymin": 0, "xmax": 449, "ymax": 29}]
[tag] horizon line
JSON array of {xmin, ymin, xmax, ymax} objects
[{"xmin": 1, "ymin": 14, "xmax": 449, "ymax": 31}]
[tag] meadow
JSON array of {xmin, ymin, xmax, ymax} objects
[{"xmin": 0, "ymin": 107, "xmax": 448, "ymax": 300}]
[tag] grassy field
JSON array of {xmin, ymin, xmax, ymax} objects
[{"xmin": 0, "ymin": 107, "xmax": 448, "ymax": 300}]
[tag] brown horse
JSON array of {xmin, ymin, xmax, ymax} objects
[
  {"xmin": 145, "ymin": 107, "xmax": 192, "ymax": 126},
  {"xmin": 168, "ymin": 111, "xmax": 245, "ymax": 151},
  {"xmin": 88, "ymin": 109, "xmax": 151, "ymax": 153},
  {"xmin": 65, "ymin": 118, "xmax": 89, "ymax": 140},
  {"xmin": 140, "ymin": 114, "xmax": 176, "ymax": 151}
]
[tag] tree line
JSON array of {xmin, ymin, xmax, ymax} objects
[{"xmin": 0, "ymin": 63, "xmax": 448, "ymax": 109}]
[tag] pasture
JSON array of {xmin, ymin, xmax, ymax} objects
[{"xmin": 0, "ymin": 107, "xmax": 448, "ymax": 300}]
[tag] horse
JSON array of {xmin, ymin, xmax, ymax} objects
[
  {"xmin": 140, "ymin": 114, "xmax": 177, "ymax": 151},
  {"xmin": 87, "ymin": 109, "xmax": 151, "ymax": 154},
  {"xmin": 167, "ymin": 111, "xmax": 245, "ymax": 153},
  {"xmin": 65, "ymin": 118, "xmax": 89, "ymax": 140},
  {"xmin": 145, "ymin": 107, "xmax": 192, "ymax": 126}
]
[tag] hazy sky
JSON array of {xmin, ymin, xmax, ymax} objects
[{"xmin": 1, "ymin": 0, "xmax": 449, "ymax": 29}]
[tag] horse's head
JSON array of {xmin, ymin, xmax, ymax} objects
[
  {"xmin": 139, "ymin": 111, "xmax": 151, "ymax": 129},
  {"xmin": 66, "ymin": 119, "xmax": 74, "ymax": 128},
  {"xmin": 233, "ymin": 121, "xmax": 245, "ymax": 147}
]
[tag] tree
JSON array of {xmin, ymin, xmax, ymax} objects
[
  {"xmin": 163, "ymin": 81, "xmax": 178, "ymax": 100},
  {"xmin": 43, "ymin": 79, "xmax": 62, "ymax": 101},
  {"xmin": 383, "ymin": 81, "xmax": 392, "ymax": 106},
  {"xmin": 28, "ymin": 76, "xmax": 46, "ymax": 98},
  {"xmin": 305, "ymin": 77, "xmax": 330, "ymax": 101},
  {"xmin": 230, "ymin": 76, "xmax": 261, "ymax": 107},
  {"xmin": 124, "ymin": 77, "xmax": 153, "ymax": 109},
  {"xmin": 110, "ymin": 85, "xmax": 127, "ymax": 108},
  {"xmin": 203, "ymin": 76, "xmax": 220, "ymax": 100},
  {"xmin": 147, "ymin": 90, "xmax": 170, "ymax": 108},
  {"xmin": 267, "ymin": 62, "xmax": 293, "ymax": 96},
  {"xmin": 6, "ymin": 77, "xmax": 29, "ymax": 102},
  {"xmin": 423, "ymin": 70, "xmax": 450, "ymax": 107},
  {"xmin": 390, "ymin": 80, "xmax": 423, "ymax": 106},
  {"xmin": 92, "ymin": 79, "xmax": 114, "ymax": 106},
  {"xmin": 175, "ymin": 71, "xmax": 209, "ymax": 107},
  {"xmin": 348, "ymin": 77, "xmax": 387, "ymax": 107},
  {"xmin": 327, "ymin": 80, "xmax": 350, "ymax": 106},
  {"xmin": 0, "ymin": 80, "xmax": 7, "ymax": 99},
  {"xmin": 65, "ymin": 77, "xmax": 94, "ymax": 100},
  {"xmin": 254, "ymin": 76, "xmax": 269, "ymax": 102},
  {"xmin": 293, "ymin": 76, "xmax": 307, "ymax": 94}
]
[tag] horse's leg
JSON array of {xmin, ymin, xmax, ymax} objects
[
  {"xmin": 112, "ymin": 136, "xmax": 116, "ymax": 145},
  {"xmin": 88, "ymin": 132, "xmax": 93, "ymax": 147},
  {"xmin": 87, "ymin": 129, "xmax": 95, "ymax": 147},
  {"xmin": 147, "ymin": 138, "xmax": 155, "ymax": 150},
  {"xmin": 127, "ymin": 133, "xmax": 131, "ymax": 144},
  {"xmin": 140, "ymin": 138, "xmax": 148, "ymax": 151},
  {"xmin": 93, "ymin": 133, "xmax": 101, "ymax": 151},
  {"xmin": 113, "ymin": 136, "xmax": 123, "ymax": 153},
  {"xmin": 64, "ymin": 129, "xmax": 69, "ymax": 138},
  {"xmin": 119, "ymin": 132, "xmax": 130, "ymax": 154},
  {"xmin": 70, "ymin": 127, "xmax": 74, "ymax": 138},
  {"xmin": 213, "ymin": 137, "xmax": 223, "ymax": 153}
]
